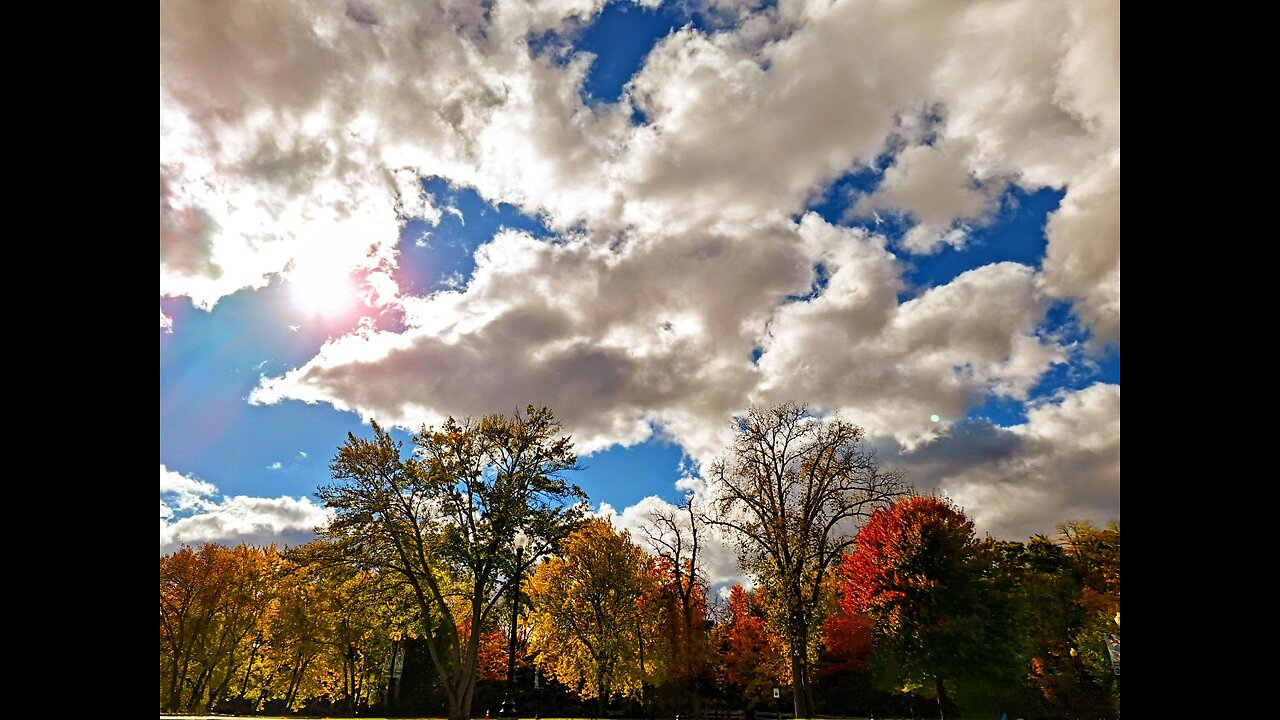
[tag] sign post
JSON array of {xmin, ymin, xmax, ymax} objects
[{"xmin": 1104, "ymin": 633, "xmax": 1120, "ymax": 676}]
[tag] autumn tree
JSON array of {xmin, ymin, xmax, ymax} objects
[
  {"xmin": 709, "ymin": 403, "xmax": 906, "ymax": 717},
  {"xmin": 1060, "ymin": 521, "xmax": 1121, "ymax": 715},
  {"xmin": 818, "ymin": 606, "xmax": 873, "ymax": 678},
  {"xmin": 317, "ymin": 407, "xmax": 586, "ymax": 720},
  {"xmin": 713, "ymin": 584, "xmax": 785, "ymax": 706},
  {"xmin": 527, "ymin": 518, "xmax": 662, "ymax": 717},
  {"xmin": 642, "ymin": 494, "xmax": 713, "ymax": 713},
  {"xmin": 996, "ymin": 535, "xmax": 1114, "ymax": 719},
  {"xmin": 159, "ymin": 543, "xmax": 277, "ymax": 713},
  {"xmin": 840, "ymin": 495, "xmax": 1025, "ymax": 719},
  {"xmin": 263, "ymin": 562, "xmax": 331, "ymax": 710}
]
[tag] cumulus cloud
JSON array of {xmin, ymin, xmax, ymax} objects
[
  {"xmin": 754, "ymin": 220, "xmax": 1064, "ymax": 450},
  {"xmin": 160, "ymin": 465, "xmax": 218, "ymax": 514},
  {"xmin": 252, "ymin": 214, "xmax": 1063, "ymax": 463},
  {"xmin": 165, "ymin": 0, "xmax": 1119, "ymax": 542},
  {"xmin": 253, "ymin": 218, "xmax": 821, "ymax": 457},
  {"xmin": 159, "ymin": 465, "xmax": 330, "ymax": 553},
  {"xmin": 851, "ymin": 143, "xmax": 997, "ymax": 253},
  {"xmin": 162, "ymin": 0, "xmax": 1118, "ymax": 308},
  {"xmin": 596, "ymin": 496, "xmax": 742, "ymax": 589},
  {"xmin": 884, "ymin": 383, "xmax": 1121, "ymax": 539},
  {"xmin": 1043, "ymin": 153, "xmax": 1121, "ymax": 341},
  {"xmin": 158, "ymin": 0, "xmax": 592, "ymax": 309}
]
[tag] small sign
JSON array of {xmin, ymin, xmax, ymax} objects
[
  {"xmin": 1104, "ymin": 633, "xmax": 1120, "ymax": 676},
  {"xmin": 773, "ymin": 687, "xmax": 781, "ymax": 699}
]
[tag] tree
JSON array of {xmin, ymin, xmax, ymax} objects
[
  {"xmin": 709, "ymin": 403, "xmax": 906, "ymax": 717},
  {"xmin": 159, "ymin": 543, "xmax": 277, "ymax": 713},
  {"xmin": 1060, "ymin": 521, "xmax": 1121, "ymax": 716},
  {"xmin": 317, "ymin": 406, "xmax": 586, "ymax": 720},
  {"xmin": 1006, "ymin": 536, "xmax": 1114, "ymax": 719},
  {"xmin": 818, "ymin": 607, "xmax": 873, "ymax": 678},
  {"xmin": 642, "ymin": 494, "xmax": 712, "ymax": 713},
  {"xmin": 527, "ymin": 518, "xmax": 662, "ymax": 717},
  {"xmin": 265, "ymin": 563, "xmax": 330, "ymax": 710},
  {"xmin": 714, "ymin": 584, "xmax": 786, "ymax": 706},
  {"xmin": 840, "ymin": 495, "xmax": 1024, "ymax": 719}
]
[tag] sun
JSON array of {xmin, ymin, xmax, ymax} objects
[{"xmin": 288, "ymin": 258, "xmax": 356, "ymax": 317}]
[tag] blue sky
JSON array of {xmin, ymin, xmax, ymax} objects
[{"xmin": 160, "ymin": 0, "xmax": 1120, "ymax": 568}]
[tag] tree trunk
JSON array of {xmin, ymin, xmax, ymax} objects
[
  {"xmin": 790, "ymin": 654, "xmax": 812, "ymax": 718},
  {"xmin": 597, "ymin": 671, "xmax": 609, "ymax": 718},
  {"xmin": 934, "ymin": 675, "xmax": 947, "ymax": 720},
  {"xmin": 446, "ymin": 668, "xmax": 478, "ymax": 720},
  {"xmin": 447, "ymin": 695, "xmax": 466, "ymax": 720}
]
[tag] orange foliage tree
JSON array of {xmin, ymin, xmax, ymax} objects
[
  {"xmin": 159, "ymin": 543, "xmax": 277, "ymax": 713},
  {"xmin": 714, "ymin": 584, "xmax": 786, "ymax": 706}
]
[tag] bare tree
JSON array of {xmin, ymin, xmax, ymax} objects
[
  {"xmin": 642, "ymin": 494, "xmax": 710, "ymax": 714},
  {"xmin": 708, "ymin": 403, "xmax": 908, "ymax": 718}
]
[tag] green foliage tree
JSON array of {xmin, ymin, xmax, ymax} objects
[
  {"xmin": 989, "ymin": 535, "xmax": 1108, "ymax": 718},
  {"xmin": 840, "ymin": 495, "xmax": 1026, "ymax": 719},
  {"xmin": 709, "ymin": 403, "xmax": 906, "ymax": 717},
  {"xmin": 1061, "ymin": 521, "xmax": 1121, "ymax": 715},
  {"xmin": 317, "ymin": 406, "xmax": 586, "ymax": 720}
]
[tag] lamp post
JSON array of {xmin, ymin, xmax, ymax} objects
[{"xmin": 498, "ymin": 529, "xmax": 530, "ymax": 718}]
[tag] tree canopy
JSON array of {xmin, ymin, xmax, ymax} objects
[
  {"xmin": 316, "ymin": 406, "xmax": 586, "ymax": 720},
  {"xmin": 709, "ymin": 402, "xmax": 907, "ymax": 717}
]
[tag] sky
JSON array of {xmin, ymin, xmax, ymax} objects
[{"xmin": 160, "ymin": 0, "xmax": 1120, "ymax": 585}]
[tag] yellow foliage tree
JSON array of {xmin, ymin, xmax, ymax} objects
[
  {"xmin": 527, "ymin": 518, "xmax": 663, "ymax": 716},
  {"xmin": 159, "ymin": 543, "xmax": 278, "ymax": 713}
]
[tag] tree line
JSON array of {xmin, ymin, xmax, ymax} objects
[{"xmin": 160, "ymin": 404, "xmax": 1120, "ymax": 719}]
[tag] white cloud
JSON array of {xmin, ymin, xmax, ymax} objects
[
  {"xmin": 165, "ymin": 0, "xmax": 1119, "ymax": 540},
  {"xmin": 159, "ymin": 465, "xmax": 330, "ymax": 553},
  {"xmin": 888, "ymin": 383, "xmax": 1121, "ymax": 539},
  {"xmin": 851, "ymin": 143, "xmax": 997, "ymax": 254},
  {"xmin": 1043, "ymin": 153, "xmax": 1121, "ymax": 341},
  {"xmin": 160, "ymin": 465, "xmax": 218, "ymax": 512},
  {"xmin": 160, "ymin": 309, "xmax": 174, "ymax": 333},
  {"xmin": 159, "ymin": 0, "xmax": 596, "ymax": 309},
  {"xmin": 596, "ymin": 496, "xmax": 742, "ymax": 588},
  {"xmin": 393, "ymin": 168, "xmax": 443, "ymax": 224},
  {"xmin": 161, "ymin": 0, "xmax": 1119, "ymax": 318},
  {"xmin": 267, "ymin": 461, "xmax": 283, "ymax": 471},
  {"xmin": 754, "ymin": 222, "xmax": 1064, "ymax": 450}
]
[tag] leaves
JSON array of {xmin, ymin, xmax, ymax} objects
[
  {"xmin": 527, "ymin": 518, "xmax": 662, "ymax": 712},
  {"xmin": 315, "ymin": 407, "xmax": 586, "ymax": 720},
  {"xmin": 708, "ymin": 403, "xmax": 907, "ymax": 716}
]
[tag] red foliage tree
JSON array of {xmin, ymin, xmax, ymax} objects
[
  {"xmin": 818, "ymin": 610, "xmax": 873, "ymax": 677},
  {"xmin": 838, "ymin": 495, "xmax": 994, "ymax": 717}
]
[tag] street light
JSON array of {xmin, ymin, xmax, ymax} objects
[{"xmin": 498, "ymin": 529, "xmax": 531, "ymax": 718}]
